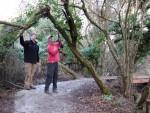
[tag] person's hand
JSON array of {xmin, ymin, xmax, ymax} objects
[
  {"xmin": 61, "ymin": 40, "xmax": 64, "ymax": 45},
  {"xmin": 58, "ymin": 40, "xmax": 64, "ymax": 45},
  {"xmin": 59, "ymin": 50, "xmax": 66, "ymax": 55},
  {"xmin": 19, "ymin": 34, "xmax": 23, "ymax": 37}
]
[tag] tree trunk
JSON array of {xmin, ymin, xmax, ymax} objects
[
  {"xmin": 69, "ymin": 45, "xmax": 111, "ymax": 95},
  {"xmin": 47, "ymin": 11, "xmax": 111, "ymax": 95},
  {"xmin": 121, "ymin": 74, "xmax": 131, "ymax": 97},
  {"xmin": 137, "ymin": 86, "xmax": 149, "ymax": 108},
  {"xmin": 59, "ymin": 62, "xmax": 79, "ymax": 79},
  {"xmin": 146, "ymin": 99, "xmax": 150, "ymax": 113}
]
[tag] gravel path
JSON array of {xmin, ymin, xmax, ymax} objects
[{"xmin": 14, "ymin": 78, "xmax": 94, "ymax": 113}]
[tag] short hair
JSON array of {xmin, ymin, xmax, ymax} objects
[
  {"xmin": 30, "ymin": 33, "xmax": 37, "ymax": 40},
  {"xmin": 48, "ymin": 35, "xmax": 53, "ymax": 39},
  {"xmin": 31, "ymin": 33, "xmax": 36, "ymax": 36}
]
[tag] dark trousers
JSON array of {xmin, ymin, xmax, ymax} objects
[{"xmin": 45, "ymin": 62, "xmax": 58, "ymax": 91}]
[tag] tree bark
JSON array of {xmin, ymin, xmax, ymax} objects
[
  {"xmin": 47, "ymin": 8, "xmax": 110, "ymax": 95},
  {"xmin": 146, "ymin": 99, "xmax": 150, "ymax": 113},
  {"xmin": 0, "ymin": 21, "xmax": 25, "ymax": 29},
  {"xmin": 0, "ymin": 4, "xmax": 110, "ymax": 95},
  {"xmin": 137, "ymin": 86, "xmax": 149, "ymax": 108},
  {"xmin": 0, "ymin": 5, "xmax": 51, "ymax": 41},
  {"xmin": 59, "ymin": 62, "xmax": 79, "ymax": 79},
  {"xmin": 69, "ymin": 45, "xmax": 110, "ymax": 95}
]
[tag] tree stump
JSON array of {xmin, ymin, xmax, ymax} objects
[
  {"xmin": 137, "ymin": 86, "xmax": 149, "ymax": 108},
  {"xmin": 146, "ymin": 99, "xmax": 150, "ymax": 113}
]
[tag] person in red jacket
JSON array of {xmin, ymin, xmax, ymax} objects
[{"xmin": 45, "ymin": 35, "xmax": 63, "ymax": 94}]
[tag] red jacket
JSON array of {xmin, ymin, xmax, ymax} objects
[{"xmin": 47, "ymin": 41, "xmax": 62, "ymax": 63}]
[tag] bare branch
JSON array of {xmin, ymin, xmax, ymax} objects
[
  {"xmin": 0, "ymin": 5, "xmax": 51, "ymax": 48},
  {"xmin": 69, "ymin": 4, "xmax": 83, "ymax": 10},
  {"xmin": 80, "ymin": 0, "xmax": 121, "ymax": 69},
  {"xmin": 119, "ymin": 1, "xmax": 126, "ymax": 14},
  {"xmin": 105, "ymin": 2, "xmax": 119, "ymax": 15},
  {"xmin": 70, "ymin": 4, "xmax": 118, "ymax": 24},
  {"xmin": 101, "ymin": 0, "xmax": 106, "ymax": 16},
  {"xmin": 62, "ymin": 0, "xmax": 78, "ymax": 46},
  {"xmin": 81, "ymin": 0, "xmax": 106, "ymax": 33},
  {"xmin": 125, "ymin": 0, "xmax": 132, "ymax": 31},
  {"xmin": 5, "ymin": 80, "xmax": 24, "ymax": 89},
  {"xmin": 88, "ymin": 8, "xmax": 118, "ymax": 24},
  {"xmin": 47, "ymin": 11, "xmax": 72, "ymax": 44},
  {"xmin": 0, "ymin": 21, "xmax": 25, "ymax": 29},
  {"xmin": 118, "ymin": 1, "xmax": 126, "ymax": 42}
]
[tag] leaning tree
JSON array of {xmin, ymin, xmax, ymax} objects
[
  {"xmin": 71, "ymin": 0, "xmax": 150, "ymax": 97},
  {"xmin": 0, "ymin": 0, "xmax": 110, "ymax": 95}
]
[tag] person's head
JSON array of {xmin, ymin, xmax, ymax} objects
[
  {"xmin": 48, "ymin": 35, "xmax": 53, "ymax": 43},
  {"xmin": 31, "ymin": 33, "xmax": 37, "ymax": 42}
]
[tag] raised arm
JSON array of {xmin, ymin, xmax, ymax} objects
[
  {"xmin": 58, "ymin": 40, "xmax": 64, "ymax": 48},
  {"xmin": 37, "ymin": 46, "xmax": 40, "ymax": 62},
  {"xmin": 20, "ymin": 35, "xmax": 29, "ymax": 47}
]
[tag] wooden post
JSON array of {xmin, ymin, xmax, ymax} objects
[{"xmin": 146, "ymin": 99, "xmax": 150, "ymax": 113}]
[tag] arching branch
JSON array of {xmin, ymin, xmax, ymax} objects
[
  {"xmin": 47, "ymin": 12, "xmax": 72, "ymax": 44},
  {"xmin": 80, "ymin": 0, "xmax": 121, "ymax": 69},
  {"xmin": 0, "ymin": 5, "xmax": 51, "ymax": 38},
  {"xmin": 62, "ymin": 0, "xmax": 78, "ymax": 46},
  {"xmin": 0, "ymin": 21, "xmax": 25, "ymax": 29},
  {"xmin": 47, "ymin": 3, "xmax": 110, "ymax": 95}
]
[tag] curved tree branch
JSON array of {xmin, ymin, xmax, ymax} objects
[
  {"xmin": 0, "ymin": 3, "xmax": 111, "ymax": 95},
  {"xmin": 0, "ymin": 21, "xmax": 25, "ymax": 29},
  {"xmin": 62, "ymin": 0, "xmax": 78, "ymax": 46},
  {"xmin": 88, "ymin": 8, "xmax": 118, "ymax": 24},
  {"xmin": 47, "ymin": 12, "xmax": 72, "ymax": 44},
  {"xmin": 0, "ymin": 5, "xmax": 51, "ymax": 47},
  {"xmin": 80, "ymin": 0, "xmax": 121, "ymax": 69},
  {"xmin": 81, "ymin": 0, "xmax": 106, "ymax": 33},
  {"xmin": 47, "ymin": 3, "xmax": 110, "ymax": 94},
  {"xmin": 70, "ymin": 3, "xmax": 118, "ymax": 24}
]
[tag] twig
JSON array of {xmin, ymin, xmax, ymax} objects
[
  {"xmin": 88, "ymin": 8, "xmax": 118, "ymax": 24},
  {"xmin": 105, "ymin": 2, "xmax": 119, "ymax": 15},
  {"xmin": 5, "ymin": 81, "xmax": 24, "ymax": 89}
]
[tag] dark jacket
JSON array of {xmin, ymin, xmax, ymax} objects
[{"xmin": 20, "ymin": 35, "xmax": 39, "ymax": 64}]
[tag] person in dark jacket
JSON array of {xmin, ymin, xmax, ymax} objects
[{"xmin": 20, "ymin": 33, "xmax": 39, "ymax": 90}]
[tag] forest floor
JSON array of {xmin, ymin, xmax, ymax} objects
[{"xmin": 0, "ymin": 78, "xmax": 145, "ymax": 113}]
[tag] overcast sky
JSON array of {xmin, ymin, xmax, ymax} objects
[
  {"xmin": 0, "ymin": 0, "xmax": 22, "ymax": 21},
  {"xmin": 0, "ymin": 0, "xmax": 38, "ymax": 21}
]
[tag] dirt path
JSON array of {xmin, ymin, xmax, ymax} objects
[{"xmin": 14, "ymin": 78, "xmax": 94, "ymax": 113}]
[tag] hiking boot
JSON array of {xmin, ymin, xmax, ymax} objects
[
  {"xmin": 24, "ymin": 86, "xmax": 30, "ymax": 90},
  {"xmin": 30, "ymin": 85, "xmax": 36, "ymax": 89},
  {"xmin": 53, "ymin": 89, "xmax": 58, "ymax": 93},
  {"xmin": 45, "ymin": 90, "xmax": 51, "ymax": 94}
]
